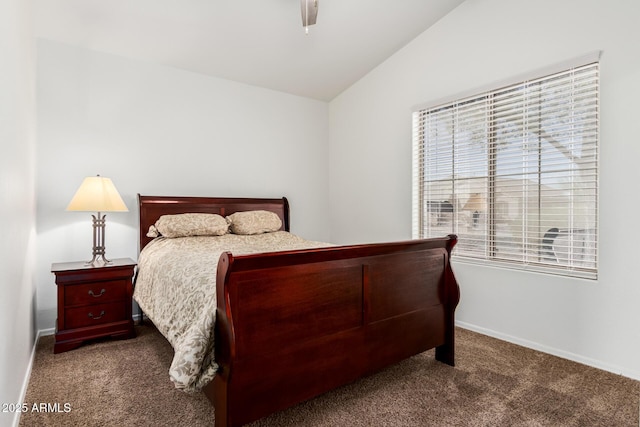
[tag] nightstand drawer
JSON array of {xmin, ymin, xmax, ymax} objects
[
  {"xmin": 65, "ymin": 301, "xmax": 127, "ymax": 329},
  {"xmin": 64, "ymin": 280, "xmax": 127, "ymax": 306}
]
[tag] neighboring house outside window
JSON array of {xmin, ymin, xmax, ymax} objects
[{"xmin": 412, "ymin": 54, "xmax": 599, "ymax": 279}]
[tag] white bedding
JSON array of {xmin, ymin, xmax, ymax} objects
[{"xmin": 133, "ymin": 231, "xmax": 331, "ymax": 392}]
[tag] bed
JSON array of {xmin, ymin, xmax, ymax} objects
[{"xmin": 135, "ymin": 195, "xmax": 460, "ymax": 427}]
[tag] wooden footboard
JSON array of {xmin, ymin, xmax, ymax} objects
[{"xmin": 206, "ymin": 235, "xmax": 459, "ymax": 427}]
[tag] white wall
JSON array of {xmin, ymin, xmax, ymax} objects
[
  {"xmin": 36, "ymin": 39, "xmax": 330, "ymax": 330},
  {"xmin": 0, "ymin": 0, "xmax": 37, "ymax": 426},
  {"xmin": 329, "ymin": 0, "xmax": 640, "ymax": 379}
]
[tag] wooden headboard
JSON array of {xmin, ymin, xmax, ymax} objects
[{"xmin": 138, "ymin": 195, "xmax": 290, "ymax": 252}]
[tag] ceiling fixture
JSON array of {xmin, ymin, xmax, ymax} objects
[{"xmin": 301, "ymin": 0, "xmax": 318, "ymax": 34}]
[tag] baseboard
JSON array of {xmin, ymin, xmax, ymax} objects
[
  {"xmin": 456, "ymin": 320, "xmax": 640, "ymax": 382},
  {"xmin": 37, "ymin": 327, "xmax": 55, "ymax": 337},
  {"xmin": 13, "ymin": 329, "xmax": 50, "ymax": 427}
]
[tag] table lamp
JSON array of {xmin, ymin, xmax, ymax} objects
[{"xmin": 66, "ymin": 175, "xmax": 128, "ymax": 265}]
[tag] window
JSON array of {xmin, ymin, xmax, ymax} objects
[{"xmin": 412, "ymin": 55, "xmax": 599, "ymax": 279}]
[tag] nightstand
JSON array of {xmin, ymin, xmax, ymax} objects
[{"xmin": 51, "ymin": 258, "xmax": 136, "ymax": 353}]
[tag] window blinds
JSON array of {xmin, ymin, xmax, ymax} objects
[{"xmin": 412, "ymin": 59, "xmax": 599, "ymax": 279}]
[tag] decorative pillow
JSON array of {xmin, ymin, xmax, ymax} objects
[
  {"xmin": 152, "ymin": 213, "xmax": 228, "ymax": 238},
  {"xmin": 226, "ymin": 210, "xmax": 282, "ymax": 235},
  {"xmin": 147, "ymin": 225, "xmax": 160, "ymax": 238}
]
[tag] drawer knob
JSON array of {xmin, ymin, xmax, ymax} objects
[
  {"xmin": 88, "ymin": 289, "xmax": 106, "ymax": 298},
  {"xmin": 88, "ymin": 310, "xmax": 105, "ymax": 320}
]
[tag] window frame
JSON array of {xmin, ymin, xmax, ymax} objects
[{"xmin": 412, "ymin": 53, "xmax": 600, "ymax": 280}]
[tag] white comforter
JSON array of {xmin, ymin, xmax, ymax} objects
[{"xmin": 133, "ymin": 231, "xmax": 330, "ymax": 392}]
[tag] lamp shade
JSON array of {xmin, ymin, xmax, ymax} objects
[
  {"xmin": 66, "ymin": 176, "xmax": 128, "ymax": 212},
  {"xmin": 462, "ymin": 193, "xmax": 487, "ymax": 212}
]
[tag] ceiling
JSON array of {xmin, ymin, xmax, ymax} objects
[{"xmin": 34, "ymin": 0, "xmax": 465, "ymax": 101}]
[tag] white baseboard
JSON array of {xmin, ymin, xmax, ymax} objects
[
  {"xmin": 13, "ymin": 329, "xmax": 51, "ymax": 427},
  {"xmin": 456, "ymin": 320, "xmax": 640, "ymax": 381},
  {"xmin": 37, "ymin": 327, "xmax": 55, "ymax": 337}
]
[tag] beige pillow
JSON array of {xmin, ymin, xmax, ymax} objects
[
  {"xmin": 146, "ymin": 225, "xmax": 160, "ymax": 238},
  {"xmin": 151, "ymin": 213, "xmax": 228, "ymax": 238},
  {"xmin": 226, "ymin": 210, "xmax": 282, "ymax": 235}
]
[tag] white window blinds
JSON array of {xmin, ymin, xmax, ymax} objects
[{"xmin": 412, "ymin": 57, "xmax": 599, "ymax": 279}]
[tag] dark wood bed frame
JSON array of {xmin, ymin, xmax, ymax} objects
[{"xmin": 138, "ymin": 195, "xmax": 460, "ymax": 427}]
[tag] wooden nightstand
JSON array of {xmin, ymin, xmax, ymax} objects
[{"xmin": 51, "ymin": 258, "xmax": 137, "ymax": 353}]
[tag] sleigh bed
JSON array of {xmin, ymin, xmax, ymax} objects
[{"xmin": 135, "ymin": 195, "xmax": 460, "ymax": 427}]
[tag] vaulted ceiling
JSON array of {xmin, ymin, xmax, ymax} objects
[{"xmin": 34, "ymin": 0, "xmax": 465, "ymax": 101}]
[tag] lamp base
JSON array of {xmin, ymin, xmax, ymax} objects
[
  {"xmin": 87, "ymin": 212, "xmax": 112, "ymax": 266},
  {"xmin": 86, "ymin": 253, "xmax": 112, "ymax": 266}
]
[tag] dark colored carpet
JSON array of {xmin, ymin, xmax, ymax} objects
[{"xmin": 20, "ymin": 325, "xmax": 639, "ymax": 426}]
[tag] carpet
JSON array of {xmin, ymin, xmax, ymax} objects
[{"xmin": 19, "ymin": 325, "xmax": 639, "ymax": 426}]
